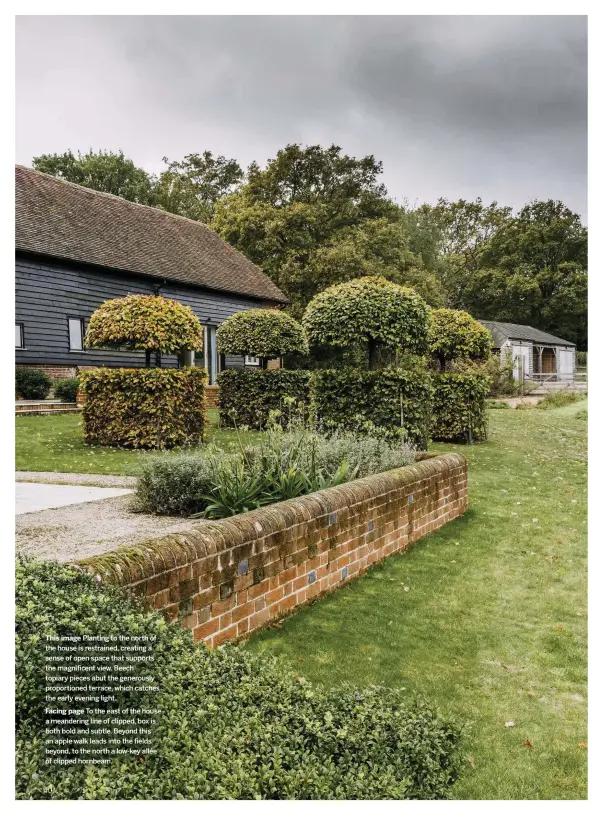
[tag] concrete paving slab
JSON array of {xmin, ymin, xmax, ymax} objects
[{"xmin": 16, "ymin": 482, "xmax": 133, "ymax": 515}]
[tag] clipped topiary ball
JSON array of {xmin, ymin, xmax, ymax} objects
[
  {"xmin": 216, "ymin": 308, "xmax": 307, "ymax": 358},
  {"xmin": 429, "ymin": 308, "xmax": 492, "ymax": 370},
  {"xmin": 85, "ymin": 294, "xmax": 202, "ymax": 355},
  {"xmin": 302, "ymin": 276, "xmax": 430, "ymax": 361}
]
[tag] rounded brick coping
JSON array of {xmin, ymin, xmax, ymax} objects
[{"xmin": 75, "ymin": 452, "xmax": 467, "ymax": 585}]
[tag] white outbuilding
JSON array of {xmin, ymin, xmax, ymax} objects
[{"xmin": 479, "ymin": 320, "xmax": 577, "ymax": 384}]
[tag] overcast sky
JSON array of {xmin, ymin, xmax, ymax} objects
[{"xmin": 16, "ymin": 15, "xmax": 587, "ymax": 219}]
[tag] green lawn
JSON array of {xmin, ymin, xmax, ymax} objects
[
  {"xmin": 15, "ymin": 410, "xmax": 260, "ymax": 475},
  {"xmin": 246, "ymin": 405, "xmax": 587, "ymax": 800}
]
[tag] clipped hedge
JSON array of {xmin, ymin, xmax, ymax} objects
[
  {"xmin": 303, "ymin": 276, "xmax": 431, "ymax": 362},
  {"xmin": 16, "ymin": 557, "xmax": 462, "ymax": 800},
  {"xmin": 53, "ymin": 377, "xmax": 80, "ymax": 403},
  {"xmin": 431, "ymin": 373, "xmax": 491, "ymax": 443},
  {"xmin": 217, "ymin": 309, "xmax": 306, "ymax": 359},
  {"xmin": 218, "ymin": 368, "xmax": 311, "ymax": 430},
  {"xmin": 85, "ymin": 294, "xmax": 202, "ymax": 355},
  {"xmin": 81, "ymin": 367, "xmax": 206, "ymax": 449},
  {"xmin": 429, "ymin": 309, "xmax": 492, "ymax": 371},
  {"xmin": 311, "ymin": 367, "xmax": 434, "ymax": 448},
  {"xmin": 15, "ymin": 367, "xmax": 52, "ymax": 400}
]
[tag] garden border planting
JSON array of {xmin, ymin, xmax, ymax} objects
[{"xmin": 76, "ymin": 452, "xmax": 467, "ymax": 647}]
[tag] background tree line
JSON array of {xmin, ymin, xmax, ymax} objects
[{"xmin": 32, "ymin": 146, "xmax": 587, "ymax": 349}]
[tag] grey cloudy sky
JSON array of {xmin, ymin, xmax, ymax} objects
[{"xmin": 16, "ymin": 15, "xmax": 587, "ymax": 218}]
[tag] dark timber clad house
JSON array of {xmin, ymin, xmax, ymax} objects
[{"xmin": 15, "ymin": 165, "xmax": 288, "ymax": 391}]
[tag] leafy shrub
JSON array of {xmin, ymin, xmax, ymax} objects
[
  {"xmin": 536, "ymin": 392, "xmax": 587, "ymax": 410},
  {"xmin": 16, "ymin": 557, "xmax": 462, "ymax": 800},
  {"xmin": 15, "ymin": 367, "xmax": 52, "ymax": 400},
  {"xmin": 303, "ymin": 276, "xmax": 431, "ymax": 366},
  {"xmin": 85, "ymin": 294, "xmax": 202, "ymax": 355},
  {"xmin": 576, "ymin": 350, "xmax": 587, "ymax": 366},
  {"xmin": 217, "ymin": 309, "xmax": 307, "ymax": 360},
  {"xmin": 428, "ymin": 309, "xmax": 492, "ymax": 371},
  {"xmin": 53, "ymin": 377, "xmax": 80, "ymax": 403},
  {"xmin": 218, "ymin": 369, "xmax": 311, "ymax": 430},
  {"xmin": 81, "ymin": 367, "xmax": 206, "ymax": 449},
  {"xmin": 311, "ymin": 366, "xmax": 434, "ymax": 448},
  {"xmin": 135, "ymin": 453, "xmax": 216, "ymax": 515},
  {"xmin": 298, "ymin": 429, "xmax": 417, "ymax": 478},
  {"xmin": 487, "ymin": 400, "xmax": 511, "ymax": 409},
  {"xmin": 515, "ymin": 400, "xmax": 537, "ymax": 410},
  {"xmin": 136, "ymin": 421, "xmax": 417, "ymax": 517},
  {"xmin": 431, "ymin": 373, "xmax": 491, "ymax": 443}
]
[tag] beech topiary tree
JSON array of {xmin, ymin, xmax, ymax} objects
[
  {"xmin": 217, "ymin": 309, "xmax": 306, "ymax": 368},
  {"xmin": 428, "ymin": 309, "xmax": 492, "ymax": 372},
  {"xmin": 85, "ymin": 294, "xmax": 202, "ymax": 367},
  {"xmin": 302, "ymin": 276, "xmax": 430, "ymax": 369}
]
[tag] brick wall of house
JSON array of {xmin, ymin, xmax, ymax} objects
[
  {"xmin": 16, "ymin": 364, "xmax": 77, "ymax": 380},
  {"xmin": 76, "ymin": 453, "xmax": 468, "ymax": 648}
]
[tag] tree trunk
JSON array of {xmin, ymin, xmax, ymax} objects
[{"xmin": 145, "ymin": 349, "xmax": 151, "ymax": 368}]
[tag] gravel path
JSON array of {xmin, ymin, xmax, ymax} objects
[
  {"xmin": 16, "ymin": 493, "xmax": 203, "ymax": 563},
  {"xmin": 16, "ymin": 471, "xmax": 136, "ymax": 488}
]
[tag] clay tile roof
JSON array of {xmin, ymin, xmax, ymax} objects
[
  {"xmin": 15, "ymin": 165, "xmax": 288, "ymax": 303},
  {"xmin": 479, "ymin": 320, "xmax": 575, "ymax": 347}
]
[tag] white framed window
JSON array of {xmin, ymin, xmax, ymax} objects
[
  {"xmin": 245, "ymin": 355, "xmax": 260, "ymax": 367},
  {"xmin": 15, "ymin": 323, "xmax": 24, "ymax": 349},
  {"xmin": 68, "ymin": 317, "xmax": 85, "ymax": 351}
]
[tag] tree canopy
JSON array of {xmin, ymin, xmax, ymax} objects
[
  {"xmin": 85, "ymin": 295, "xmax": 202, "ymax": 365},
  {"xmin": 303, "ymin": 276, "xmax": 431, "ymax": 368},
  {"xmin": 33, "ymin": 145, "xmax": 587, "ymax": 348},
  {"xmin": 429, "ymin": 309, "xmax": 492, "ymax": 371},
  {"xmin": 216, "ymin": 309, "xmax": 306, "ymax": 362},
  {"xmin": 155, "ymin": 151, "xmax": 244, "ymax": 222},
  {"xmin": 33, "ymin": 150, "xmax": 158, "ymax": 205}
]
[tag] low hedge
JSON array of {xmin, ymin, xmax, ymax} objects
[
  {"xmin": 53, "ymin": 377, "xmax": 80, "ymax": 403},
  {"xmin": 311, "ymin": 367, "xmax": 434, "ymax": 449},
  {"xmin": 135, "ymin": 453, "xmax": 215, "ymax": 515},
  {"xmin": 431, "ymin": 373, "xmax": 491, "ymax": 443},
  {"xmin": 218, "ymin": 369, "xmax": 312, "ymax": 430},
  {"xmin": 80, "ymin": 367, "xmax": 206, "ymax": 449},
  {"xmin": 15, "ymin": 367, "xmax": 52, "ymax": 400},
  {"xmin": 16, "ymin": 557, "xmax": 462, "ymax": 800}
]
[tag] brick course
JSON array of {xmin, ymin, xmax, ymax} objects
[
  {"xmin": 76, "ymin": 453, "xmax": 467, "ymax": 648},
  {"xmin": 204, "ymin": 385, "xmax": 220, "ymax": 409},
  {"xmin": 16, "ymin": 364, "xmax": 77, "ymax": 379}
]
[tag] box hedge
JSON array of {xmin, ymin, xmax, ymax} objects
[
  {"xmin": 15, "ymin": 367, "xmax": 52, "ymax": 400},
  {"xmin": 218, "ymin": 368, "xmax": 312, "ymax": 430},
  {"xmin": 16, "ymin": 556, "xmax": 462, "ymax": 800},
  {"xmin": 431, "ymin": 373, "xmax": 491, "ymax": 443},
  {"xmin": 311, "ymin": 367, "xmax": 434, "ymax": 449},
  {"xmin": 80, "ymin": 367, "xmax": 206, "ymax": 449},
  {"xmin": 53, "ymin": 377, "xmax": 80, "ymax": 403}
]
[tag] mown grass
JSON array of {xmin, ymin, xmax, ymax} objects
[
  {"xmin": 247, "ymin": 406, "xmax": 587, "ymax": 800},
  {"xmin": 15, "ymin": 410, "xmax": 260, "ymax": 475}
]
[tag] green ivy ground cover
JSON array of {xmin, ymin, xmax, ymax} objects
[{"xmin": 247, "ymin": 406, "xmax": 587, "ymax": 800}]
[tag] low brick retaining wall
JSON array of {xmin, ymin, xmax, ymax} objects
[
  {"xmin": 204, "ymin": 385, "xmax": 220, "ymax": 409},
  {"xmin": 76, "ymin": 453, "xmax": 467, "ymax": 647}
]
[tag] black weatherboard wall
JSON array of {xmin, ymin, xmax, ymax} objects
[{"xmin": 15, "ymin": 252, "xmax": 260, "ymax": 371}]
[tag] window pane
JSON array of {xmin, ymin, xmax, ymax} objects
[
  {"xmin": 69, "ymin": 318, "xmax": 83, "ymax": 350},
  {"xmin": 15, "ymin": 324, "xmax": 22, "ymax": 348}
]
